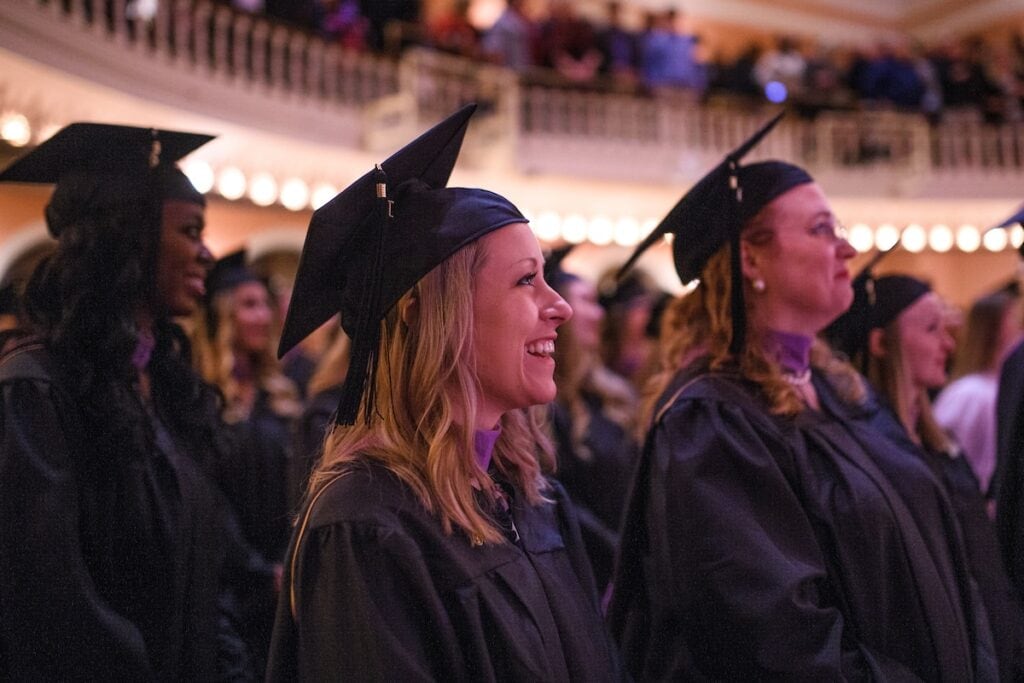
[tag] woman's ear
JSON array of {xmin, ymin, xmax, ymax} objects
[
  {"xmin": 739, "ymin": 239, "xmax": 762, "ymax": 283},
  {"xmin": 868, "ymin": 327, "xmax": 887, "ymax": 359}
]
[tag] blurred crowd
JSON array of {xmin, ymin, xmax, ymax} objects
[{"xmin": 222, "ymin": 0, "xmax": 1024, "ymax": 124}]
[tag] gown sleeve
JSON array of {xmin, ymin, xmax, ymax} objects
[
  {"xmin": 0, "ymin": 378, "xmax": 153, "ymax": 680},
  {"xmin": 632, "ymin": 391, "xmax": 921, "ymax": 680},
  {"xmin": 290, "ymin": 518, "xmax": 462, "ymax": 681}
]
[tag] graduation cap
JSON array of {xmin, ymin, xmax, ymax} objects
[
  {"xmin": 206, "ymin": 250, "xmax": 260, "ymax": 299},
  {"xmin": 543, "ymin": 244, "xmax": 577, "ymax": 291},
  {"xmin": 822, "ymin": 245, "xmax": 929, "ymax": 371},
  {"xmin": 278, "ymin": 104, "xmax": 527, "ymax": 425},
  {"xmin": 617, "ymin": 112, "xmax": 810, "ymax": 353},
  {"xmin": 0, "ymin": 123, "xmax": 213, "ymax": 236},
  {"xmin": 202, "ymin": 249, "xmax": 263, "ymax": 338}
]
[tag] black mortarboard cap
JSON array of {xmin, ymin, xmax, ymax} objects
[
  {"xmin": 203, "ymin": 250, "xmax": 262, "ymax": 338},
  {"xmin": 618, "ymin": 112, "xmax": 810, "ymax": 353},
  {"xmin": 278, "ymin": 104, "xmax": 526, "ymax": 424},
  {"xmin": 543, "ymin": 244, "xmax": 577, "ymax": 291},
  {"xmin": 823, "ymin": 246, "xmax": 930, "ymax": 371},
  {"xmin": 206, "ymin": 250, "xmax": 259, "ymax": 299},
  {"xmin": 0, "ymin": 123, "xmax": 212, "ymax": 235}
]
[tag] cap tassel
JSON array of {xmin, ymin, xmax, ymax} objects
[
  {"xmin": 335, "ymin": 165, "xmax": 390, "ymax": 425},
  {"xmin": 728, "ymin": 160, "xmax": 747, "ymax": 356}
]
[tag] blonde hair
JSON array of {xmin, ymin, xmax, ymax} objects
[
  {"xmin": 308, "ymin": 239, "xmax": 553, "ymax": 545},
  {"xmin": 642, "ymin": 215, "xmax": 865, "ymax": 429},
  {"xmin": 191, "ymin": 286, "xmax": 302, "ymax": 423},
  {"xmin": 951, "ymin": 289, "xmax": 1020, "ymax": 378},
  {"xmin": 868, "ymin": 318, "xmax": 953, "ymax": 454}
]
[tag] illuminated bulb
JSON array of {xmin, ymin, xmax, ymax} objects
[
  {"xmin": 280, "ymin": 178, "xmax": 310, "ymax": 211},
  {"xmin": 311, "ymin": 182, "xmax": 337, "ymax": 210},
  {"xmin": 955, "ymin": 224, "xmax": 980, "ymax": 253},
  {"xmin": 983, "ymin": 227, "xmax": 1008, "ymax": 252},
  {"xmin": 900, "ymin": 224, "xmax": 927, "ymax": 253},
  {"xmin": 613, "ymin": 217, "xmax": 641, "ymax": 247},
  {"xmin": 216, "ymin": 167, "xmax": 246, "ymax": 200},
  {"xmin": 848, "ymin": 223, "xmax": 874, "ymax": 253},
  {"xmin": 248, "ymin": 172, "xmax": 278, "ymax": 207},
  {"xmin": 1011, "ymin": 226, "xmax": 1024, "ymax": 249},
  {"xmin": 587, "ymin": 216, "xmax": 614, "ymax": 246},
  {"xmin": 561, "ymin": 214, "xmax": 588, "ymax": 244},
  {"xmin": 929, "ymin": 224, "xmax": 954, "ymax": 253},
  {"xmin": 0, "ymin": 113, "xmax": 31, "ymax": 147},
  {"xmin": 182, "ymin": 160, "xmax": 214, "ymax": 194},
  {"xmin": 874, "ymin": 224, "xmax": 899, "ymax": 251},
  {"xmin": 535, "ymin": 212, "xmax": 561, "ymax": 242}
]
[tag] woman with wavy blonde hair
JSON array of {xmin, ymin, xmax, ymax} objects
[
  {"xmin": 609, "ymin": 114, "xmax": 995, "ymax": 681},
  {"xmin": 266, "ymin": 105, "xmax": 621, "ymax": 681},
  {"xmin": 834, "ymin": 273, "xmax": 1024, "ymax": 681}
]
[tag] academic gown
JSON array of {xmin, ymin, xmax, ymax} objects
[
  {"xmin": 0, "ymin": 340, "xmax": 229, "ymax": 680},
  {"xmin": 610, "ymin": 367, "xmax": 991, "ymax": 682},
  {"xmin": 868, "ymin": 403, "xmax": 1023, "ymax": 682},
  {"xmin": 551, "ymin": 395, "xmax": 639, "ymax": 591},
  {"xmin": 995, "ymin": 340, "xmax": 1024, "ymax": 597},
  {"xmin": 266, "ymin": 459, "xmax": 623, "ymax": 681},
  {"xmin": 288, "ymin": 385, "xmax": 342, "ymax": 511}
]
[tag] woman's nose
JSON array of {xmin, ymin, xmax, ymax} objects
[{"xmin": 545, "ymin": 290, "xmax": 573, "ymax": 325}]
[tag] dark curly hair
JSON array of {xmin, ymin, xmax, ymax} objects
[{"xmin": 22, "ymin": 170, "xmax": 228, "ymax": 473}]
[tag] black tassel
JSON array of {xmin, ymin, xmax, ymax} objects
[
  {"xmin": 727, "ymin": 159, "xmax": 747, "ymax": 356},
  {"xmin": 335, "ymin": 165, "xmax": 391, "ymax": 425}
]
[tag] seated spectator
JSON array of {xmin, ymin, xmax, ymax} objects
[
  {"xmin": 535, "ymin": 1, "xmax": 602, "ymax": 84},
  {"xmin": 597, "ymin": 1, "xmax": 639, "ymax": 89},
  {"xmin": 481, "ymin": 0, "xmax": 533, "ymax": 72},
  {"xmin": 640, "ymin": 9, "xmax": 705, "ymax": 93},
  {"xmin": 318, "ymin": 0, "xmax": 367, "ymax": 51},
  {"xmin": 755, "ymin": 36, "xmax": 806, "ymax": 100},
  {"xmin": 428, "ymin": 0, "xmax": 479, "ymax": 59}
]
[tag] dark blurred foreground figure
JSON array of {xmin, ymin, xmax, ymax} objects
[
  {"xmin": 994, "ymin": 204, "xmax": 1024, "ymax": 599},
  {"xmin": 0, "ymin": 124, "xmax": 248, "ymax": 679},
  {"xmin": 609, "ymin": 114, "xmax": 997, "ymax": 680},
  {"xmin": 546, "ymin": 246, "xmax": 639, "ymax": 593},
  {"xmin": 830, "ymin": 271, "xmax": 1023, "ymax": 681},
  {"xmin": 267, "ymin": 105, "xmax": 623, "ymax": 681}
]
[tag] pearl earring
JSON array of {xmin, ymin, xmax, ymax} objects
[{"xmin": 752, "ymin": 279, "xmax": 766, "ymax": 293}]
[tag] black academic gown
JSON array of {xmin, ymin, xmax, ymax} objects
[
  {"xmin": 218, "ymin": 391, "xmax": 292, "ymax": 563},
  {"xmin": 868, "ymin": 403, "xmax": 1022, "ymax": 682},
  {"xmin": 996, "ymin": 340, "xmax": 1024, "ymax": 597},
  {"xmin": 551, "ymin": 394, "xmax": 639, "ymax": 591},
  {"xmin": 266, "ymin": 459, "xmax": 623, "ymax": 681},
  {"xmin": 0, "ymin": 340, "xmax": 228, "ymax": 680},
  {"xmin": 216, "ymin": 390, "xmax": 294, "ymax": 677},
  {"xmin": 288, "ymin": 385, "xmax": 342, "ymax": 511},
  {"xmin": 610, "ymin": 367, "xmax": 990, "ymax": 681}
]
